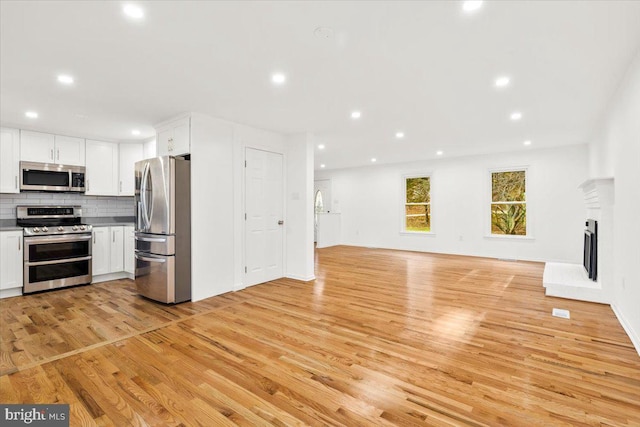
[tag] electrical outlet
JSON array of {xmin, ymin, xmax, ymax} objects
[{"xmin": 552, "ymin": 308, "xmax": 570, "ymax": 319}]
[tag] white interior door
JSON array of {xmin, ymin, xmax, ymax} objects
[{"xmin": 245, "ymin": 148, "xmax": 284, "ymax": 286}]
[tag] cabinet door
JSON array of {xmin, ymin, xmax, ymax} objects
[
  {"xmin": 0, "ymin": 128, "xmax": 20, "ymax": 193},
  {"xmin": 0, "ymin": 231, "xmax": 23, "ymax": 290},
  {"xmin": 85, "ymin": 140, "xmax": 118, "ymax": 195},
  {"xmin": 92, "ymin": 227, "xmax": 110, "ymax": 276},
  {"xmin": 110, "ymin": 226, "xmax": 124, "ymax": 273},
  {"xmin": 157, "ymin": 128, "xmax": 172, "ymax": 157},
  {"xmin": 124, "ymin": 226, "xmax": 135, "ymax": 274},
  {"xmin": 118, "ymin": 144, "xmax": 144, "ymax": 195},
  {"xmin": 55, "ymin": 135, "xmax": 85, "ymax": 166},
  {"xmin": 20, "ymin": 130, "xmax": 55, "ymax": 163},
  {"xmin": 172, "ymin": 119, "xmax": 190, "ymax": 155}
]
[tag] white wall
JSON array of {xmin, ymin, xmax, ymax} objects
[
  {"xmin": 190, "ymin": 114, "xmax": 236, "ymax": 301},
  {"xmin": 190, "ymin": 114, "xmax": 314, "ymax": 300},
  {"xmin": 589, "ymin": 50, "xmax": 640, "ymax": 354},
  {"xmin": 316, "ymin": 144, "xmax": 588, "ymax": 263},
  {"xmin": 285, "ymin": 133, "xmax": 315, "ymax": 281}
]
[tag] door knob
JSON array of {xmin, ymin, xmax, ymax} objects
[{"xmin": 278, "ymin": 220, "xmax": 284, "ymax": 225}]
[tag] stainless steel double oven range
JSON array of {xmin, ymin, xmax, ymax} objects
[{"xmin": 17, "ymin": 206, "xmax": 93, "ymax": 293}]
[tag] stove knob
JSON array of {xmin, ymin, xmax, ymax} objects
[
  {"xmin": 79, "ymin": 225, "xmax": 86, "ymax": 231},
  {"xmin": 42, "ymin": 227, "xmax": 48, "ymax": 232},
  {"xmin": 58, "ymin": 226, "xmax": 64, "ymax": 232},
  {"xmin": 72, "ymin": 225, "xmax": 78, "ymax": 231},
  {"xmin": 33, "ymin": 227, "xmax": 40, "ymax": 233}
]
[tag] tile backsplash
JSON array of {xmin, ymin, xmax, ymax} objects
[{"xmin": 0, "ymin": 193, "xmax": 134, "ymax": 219}]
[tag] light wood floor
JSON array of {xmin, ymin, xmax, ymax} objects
[{"xmin": 1, "ymin": 246, "xmax": 639, "ymax": 426}]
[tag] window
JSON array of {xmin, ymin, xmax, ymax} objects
[
  {"xmin": 491, "ymin": 170, "xmax": 527, "ymax": 236},
  {"xmin": 404, "ymin": 176, "xmax": 431, "ymax": 232}
]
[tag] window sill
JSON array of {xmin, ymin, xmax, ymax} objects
[
  {"xmin": 484, "ymin": 234, "xmax": 534, "ymax": 241},
  {"xmin": 400, "ymin": 231, "xmax": 436, "ymax": 236}
]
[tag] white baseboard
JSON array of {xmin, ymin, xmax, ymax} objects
[
  {"xmin": 286, "ymin": 274, "xmax": 316, "ymax": 282},
  {"xmin": 611, "ymin": 304, "xmax": 640, "ymax": 357},
  {"xmin": 0, "ymin": 287, "xmax": 23, "ymax": 299},
  {"xmin": 92, "ymin": 272, "xmax": 130, "ymax": 283}
]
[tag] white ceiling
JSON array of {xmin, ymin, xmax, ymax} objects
[{"xmin": 2, "ymin": 1, "xmax": 640, "ymax": 170}]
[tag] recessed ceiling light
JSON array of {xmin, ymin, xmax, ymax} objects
[
  {"xmin": 320, "ymin": 164, "xmax": 326, "ymax": 168},
  {"xmin": 510, "ymin": 111, "xmax": 522, "ymax": 121},
  {"xmin": 131, "ymin": 129, "xmax": 141, "ymax": 136},
  {"xmin": 57, "ymin": 75, "xmax": 74, "ymax": 85},
  {"xmin": 436, "ymin": 150, "xmax": 444, "ymax": 156},
  {"xmin": 123, "ymin": 4, "xmax": 144, "ymax": 19},
  {"xmin": 351, "ymin": 110, "xmax": 362, "ymax": 119},
  {"xmin": 523, "ymin": 140, "xmax": 532, "ymax": 146},
  {"xmin": 318, "ymin": 144, "xmax": 325, "ymax": 150},
  {"xmin": 494, "ymin": 76, "xmax": 510, "ymax": 88},
  {"xmin": 395, "ymin": 132, "xmax": 405, "ymax": 139},
  {"xmin": 25, "ymin": 111, "xmax": 38, "ymax": 119},
  {"xmin": 462, "ymin": 1, "xmax": 483, "ymax": 13},
  {"xmin": 271, "ymin": 73, "xmax": 286, "ymax": 85},
  {"xmin": 371, "ymin": 158, "xmax": 377, "ymax": 163}
]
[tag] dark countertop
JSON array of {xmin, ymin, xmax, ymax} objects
[
  {"xmin": 0, "ymin": 219, "xmax": 22, "ymax": 231},
  {"xmin": 85, "ymin": 216, "xmax": 136, "ymax": 227},
  {"xmin": 0, "ymin": 216, "xmax": 135, "ymax": 231}
]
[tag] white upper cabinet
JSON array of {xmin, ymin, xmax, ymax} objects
[
  {"xmin": 157, "ymin": 116, "xmax": 190, "ymax": 157},
  {"xmin": 20, "ymin": 130, "xmax": 85, "ymax": 166},
  {"xmin": 118, "ymin": 143, "xmax": 144, "ymax": 196},
  {"xmin": 20, "ymin": 130, "xmax": 54, "ymax": 163},
  {"xmin": 0, "ymin": 127, "xmax": 20, "ymax": 193},
  {"xmin": 54, "ymin": 135, "xmax": 85, "ymax": 166},
  {"xmin": 85, "ymin": 140, "xmax": 118, "ymax": 196}
]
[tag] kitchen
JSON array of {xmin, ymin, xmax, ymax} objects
[{"xmin": 1, "ymin": 115, "xmax": 314, "ymax": 302}]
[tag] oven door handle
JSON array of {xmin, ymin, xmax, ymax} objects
[
  {"xmin": 24, "ymin": 234, "xmax": 93, "ymax": 245},
  {"xmin": 25, "ymin": 255, "xmax": 92, "ymax": 267}
]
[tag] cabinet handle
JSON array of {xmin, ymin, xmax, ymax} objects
[
  {"xmin": 93, "ymin": 233, "xmax": 96, "ymax": 244},
  {"xmin": 56, "ymin": 149, "xmax": 60, "ymax": 160},
  {"xmin": 120, "ymin": 181, "xmax": 122, "ymax": 192},
  {"xmin": 87, "ymin": 180, "xmax": 90, "ymax": 191},
  {"xmin": 18, "ymin": 238, "xmax": 21, "ymax": 251},
  {"xmin": 15, "ymin": 176, "xmax": 18, "ymax": 189},
  {"xmin": 50, "ymin": 148, "xmax": 54, "ymax": 160},
  {"xmin": 113, "ymin": 231, "xmax": 115, "ymax": 243}
]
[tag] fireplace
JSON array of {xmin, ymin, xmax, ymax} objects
[{"xmin": 583, "ymin": 219, "xmax": 598, "ymax": 281}]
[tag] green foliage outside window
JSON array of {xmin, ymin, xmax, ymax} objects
[
  {"xmin": 491, "ymin": 171, "xmax": 526, "ymax": 235},
  {"xmin": 405, "ymin": 177, "xmax": 430, "ymax": 232}
]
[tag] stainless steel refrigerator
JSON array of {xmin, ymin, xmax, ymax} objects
[{"xmin": 134, "ymin": 156, "xmax": 191, "ymax": 303}]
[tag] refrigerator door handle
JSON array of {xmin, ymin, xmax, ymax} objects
[
  {"xmin": 135, "ymin": 236, "xmax": 167, "ymax": 243},
  {"xmin": 140, "ymin": 162, "xmax": 151, "ymax": 230},
  {"xmin": 135, "ymin": 253, "xmax": 167, "ymax": 263}
]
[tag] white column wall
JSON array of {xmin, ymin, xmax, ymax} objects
[
  {"xmin": 285, "ymin": 133, "xmax": 315, "ymax": 281},
  {"xmin": 589, "ymin": 50, "xmax": 640, "ymax": 355}
]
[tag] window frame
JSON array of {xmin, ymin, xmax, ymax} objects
[
  {"xmin": 486, "ymin": 166, "xmax": 533, "ymax": 240},
  {"xmin": 401, "ymin": 173, "xmax": 434, "ymax": 235}
]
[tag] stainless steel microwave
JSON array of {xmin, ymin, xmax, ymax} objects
[{"xmin": 20, "ymin": 161, "xmax": 86, "ymax": 192}]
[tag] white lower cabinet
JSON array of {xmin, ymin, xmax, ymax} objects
[
  {"xmin": 0, "ymin": 231, "xmax": 23, "ymax": 297},
  {"xmin": 92, "ymin": 226, "xmax": 127, "ymax": 280}
]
